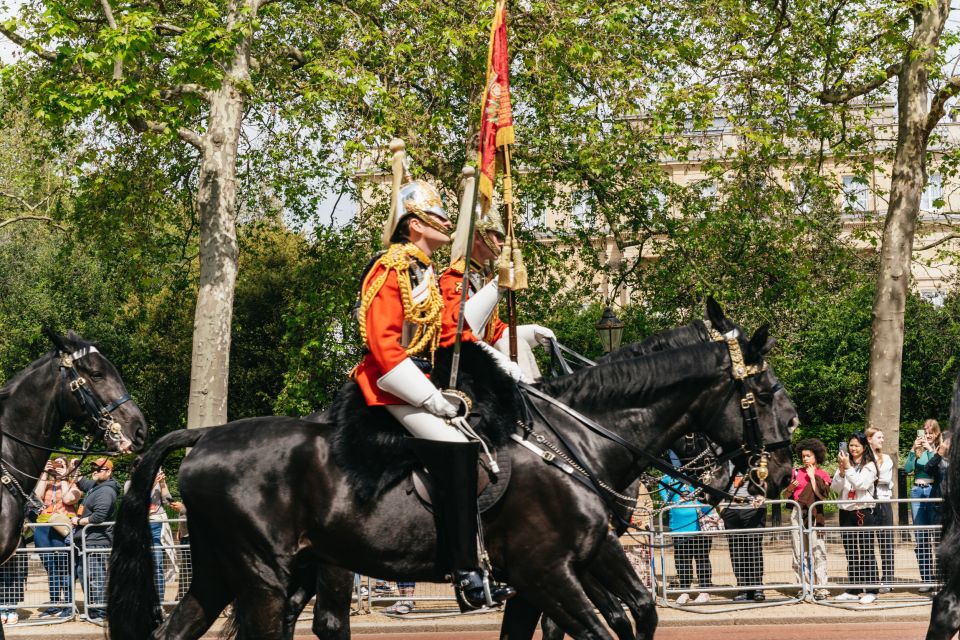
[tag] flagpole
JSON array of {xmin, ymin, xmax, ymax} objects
[
  {"xmin": 502, "ymin": 142, "xmax": 519, "ymax": 362},
  {"xmin": 448, "ymin": 164, "xmax": 481, "ymax": 390}
]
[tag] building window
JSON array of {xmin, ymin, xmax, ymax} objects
[
  {"xmin": 841, "ymin": 175, "xmax": 869, "ymax": 212},
  {"xmin": 697, "ymin": 181, "xmax": 717, "ymax": 199},
  {"xmin": 571, "ymin": 189, "xmax": 593, "ymax": 223},
  {"xmin": 525, "ymin": 201, "xmax": 546, "ymax": 228},
  {"xmin": 921, "ymin": 173, "xmax": 943, "ymax": 212}
]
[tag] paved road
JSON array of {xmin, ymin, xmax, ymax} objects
[{"xmin": 284, "ymin": 622, "xmax": 932, "ymax": 639}]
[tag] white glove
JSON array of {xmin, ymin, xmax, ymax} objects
[
  {"xmin": 476, "ymin": 340, "xmax": 529, "ymax": 383},
  {"xmin": 517, "ymin": 324, "xmax": 556, "ymax": 347},
  {"xmin": 377, "ymin": 357, "xmax": 457, "ymax": 418},
  {"xmin": 421, "ymin": 389, "xmax": 459, "ymax": 418}
]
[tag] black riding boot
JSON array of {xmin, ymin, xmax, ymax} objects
[{"xmin": 407, "ymin": 438, "xmax": 515, "ymax": 611}]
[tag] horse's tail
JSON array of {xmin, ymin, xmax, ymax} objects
[
  {"xmin": 107, "ymin": 427, "xmax": 210, "ymax": 640},
  {"xmin": 938, "ymin": 373, "xmax": 960, "ymax": 580}
]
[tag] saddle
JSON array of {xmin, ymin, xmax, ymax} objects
[
  {"xmin": 411, "ymin": 448, "xmax": 512, "ymax": 514},
  {"xmin": 314, "ymin": 342, "xmax": 524, "ymax": 505}
]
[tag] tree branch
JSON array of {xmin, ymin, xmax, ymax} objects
[
  {"xmin": 154, "ymin": 22, "xmax": 186, "ymax": 35},
  {"xmin": 915, "ymin": 232, "xmax": 960, "ymax": 252},
  {"xmin": 98, "ymin": 0, "xmax": 123, "ymax": 81},
  {"xmin": 927, "ymin": 75, "xmax": 960, "ymax": 132},
  {"xmin": 159, "ymin": 84, "xmax": 211, "ymax": 101},
  {"xmin": 128, "ymin": 116, "xmax": 203, "ymax": 149},
  {"xmin": 0, "ymin": 216, "xmax": 66, "ymax": 231},
  {"xmin": 819, "ymin": 61, "xmax": 902, "ymax": 104},
  {"xmin": 0, "ymin": 190, "xmax": 51, "ymax": 212},
  {"xmin": 0, "ymin": 26, "xmax": 58, "ymax": 62}
]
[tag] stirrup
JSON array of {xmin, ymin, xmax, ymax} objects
[{"xmin": 454, "ymin": 569, "xmax": 516, "ymax": 612}]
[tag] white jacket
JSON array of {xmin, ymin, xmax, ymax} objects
[{"xmin": 831, "ymin": 460, "xmax": 878, "ymax": 511}]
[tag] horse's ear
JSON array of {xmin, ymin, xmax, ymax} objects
[
  {"xmin": 44, "ymin": 327, "xmax": 69, "ymax": 353},
  {"xmin": 747, "ymin": 324, "xmax": 773, "ymax": 358},
  {"xmin": 705, "ymin": 296, "xmax": 729, "ymax": 331}
]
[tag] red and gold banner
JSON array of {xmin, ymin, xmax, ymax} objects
[{"xmin": 477, "ymin": 0, "xmax": 514, "ymax": 210}]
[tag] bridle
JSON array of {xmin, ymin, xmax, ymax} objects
[
  {"xmin": 0, "ymin": 345, "xmax": 133, "ymax": 510},
  {"xmin": 514, "ymin": 331, "xmax": 791, "ymax": 515},
  {"xmin": 56, "ymin": 345, "xmax": 132, "ymax": 450}
]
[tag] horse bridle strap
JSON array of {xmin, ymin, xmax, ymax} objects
[
  {"xmin": 58, "ymin": 347, "xmax": 130, "ymax": 446},
  {"xmin": 518, "ymin": 383, "xmax": 741, "ymax": 503}
]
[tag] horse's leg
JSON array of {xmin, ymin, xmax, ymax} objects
[
  {"xmin": 513, "ymin": 564, "xmax": 615, "ymax": 640},
  {"xmin": 150, "ymin": 535, "xmax": 233, "ymax": 640},
  {"xmin": 927, "ymin": 576, "xmax": 960, "ymax": 640},
  {"xmin": 310, "ymin": 565, "xmax": 355, "ymax": 640},
  {"xmin": 586, "ymin": 535, "xmax": 657, "ymax": 640},
  {"xmin": 235, "ymin": 585, "xmax": 288, "ymax": 640},
  {"xmin": 500, "ymin": 595, "xmax": 543, "ymax": 640}
]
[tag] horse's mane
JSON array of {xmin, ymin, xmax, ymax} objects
[
  {"xmin": 325, "ymin": 341, "xmax": 522, "ymax": 503},
  {"xmin": 539, "ymin": 340, "xmax": 726, "ymax": 411},
  {"xmin": 597, "ymin": 320, "xmax": 711, "ymax": 363}
]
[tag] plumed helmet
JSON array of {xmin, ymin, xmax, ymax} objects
[
  {"xmin": 450, "ymin": 203, "xmax": 505, "ymax": 263},
  {"xmin": 382, "ymin": 179, "xmax": 450, "ymax": 244},
  {"xmin": 398, "ymin": 180, "xmax": 449, "ymax": 222}
]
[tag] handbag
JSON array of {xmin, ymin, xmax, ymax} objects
[
  {"xmin": 47, "ymin": 512, "xmax": 71, "ymax": 538},
  {"xmin": 698, "ymin": 508, "xmax": 725, "ymax": 531}
]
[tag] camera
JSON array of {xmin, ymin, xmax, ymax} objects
[{"xmin": 839, "ymin": 441, "xmax": 848, "ymax": 455}]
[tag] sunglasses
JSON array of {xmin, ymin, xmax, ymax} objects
[{"xmin": 91, "ymin": 466, "xmax": 109, "ymax": 473}]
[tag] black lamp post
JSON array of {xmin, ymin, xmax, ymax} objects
[{"xmin": 596, "ymin": 306, "xmax": 625, "ymax": 353}]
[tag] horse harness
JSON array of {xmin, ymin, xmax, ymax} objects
[
  {"xmin": 507, "ymin": 329, "xmax": 790, "ymax": 526},
  {"xmin": 0, "ymin": 346, "xmax": 131, "ymax": 507}
]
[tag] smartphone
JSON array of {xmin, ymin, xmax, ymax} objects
[
  {"xmin": 839, "ymin": 441, "xmax": 848, "ymax": 455},
  {"xmin": 918, "ymin": 429, "xmax": 926, "ymax": 438}
]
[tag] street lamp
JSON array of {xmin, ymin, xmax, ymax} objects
[{"xmin": 595, "ymin": 306, "xmax": 625, "ymax": 353}]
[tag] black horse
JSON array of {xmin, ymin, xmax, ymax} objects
[
  {"xmin": 0, "ymin": 330, "xmax": 146, "ymax": 638},
  {"xmin": 925, "ymin": 369, "xmax": 960, "ymax": 640},
  {"xmin": 108, "ymin": 312, "xmax": 794, "ymax": 640}
]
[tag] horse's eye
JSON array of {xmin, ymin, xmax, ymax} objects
[{"xmin": 89, "ymin": 372, "xmax": 105, "ymax": 381}]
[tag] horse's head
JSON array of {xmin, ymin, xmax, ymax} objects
[
  {"xmin": 45, "ymin": 329, "xmax": 147, "ymax": 453},
  {"xmin": 703, "ymin": 300, "xmax": 798, "ymax": 497}
]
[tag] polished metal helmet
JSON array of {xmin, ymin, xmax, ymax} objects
[{"xmin": 382, "ymin": 180, "xmax": 450, "ymax": 243}]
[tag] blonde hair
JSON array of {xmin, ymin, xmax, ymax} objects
[
  {"xmin": 924, "ymin": 419, "xmax": 943, "ymax": 448},
  {"xmin": 865, "ymin": 427, "xmax": 886, "ymax": 466}
]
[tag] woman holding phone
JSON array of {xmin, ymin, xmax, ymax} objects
[
  {"xmin": 831, "ymin": 432, "xmax": 880, "ymax": 603},
  {"xmin": 866, "ymin": 427, "xmax": 895, "ymax": 592},
  {"xmin": 904, "ymin": 418, "xmax": 943, "ymax": 590}
]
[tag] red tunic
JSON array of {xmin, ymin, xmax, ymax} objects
[
  {"xmin": 354, "ymin": 252, "xmax": 440, "ymax": 405},
  {"xmin": 439, "ymin": 260, "xmax": 507, "ymax": 348}
]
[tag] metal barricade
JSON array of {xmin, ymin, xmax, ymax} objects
[
  {"xmin": 808, "ymin": 498, "xmax": 943, "ymax": 609},
  {"xmin": 0, "ymin": 523, "xmax": 77, "ymax": 626},
  {"xmin": 359, "ymin": 576, "xmax": 460, "ymax": 617},
  {"xmin": 657, "ymin": 500, "xmax": 804, "ymax": 612}
]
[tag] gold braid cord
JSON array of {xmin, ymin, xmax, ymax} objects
[{"xmin": 358, "ymin": 243, "xmax": 444, "ymax": 360}]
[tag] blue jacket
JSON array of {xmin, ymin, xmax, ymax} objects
[{"xmin": 660, "ymin": 474, "xmax": 711, "ymax": 532}]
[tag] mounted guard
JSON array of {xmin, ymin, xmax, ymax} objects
[{"xmin": 352, "ymin": 140, "xmax": 514, "ymax": 611}]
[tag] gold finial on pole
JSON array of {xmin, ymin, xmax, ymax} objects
[{"xmin": 382, "ymin": 138, "xmax": 407, "ymax": 246}]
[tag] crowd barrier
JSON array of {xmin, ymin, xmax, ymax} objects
[{"xmin": 0, "ymin": 500, "xmax": 947, "ymax": 625}]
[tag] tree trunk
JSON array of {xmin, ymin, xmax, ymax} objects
[
  {"xmin": 865, "ymin": 3, "xmax": 947, "ymax": 473},
  {"xmin": 186, "ymin": 2, "xmax": 253, "ymax": 429}
]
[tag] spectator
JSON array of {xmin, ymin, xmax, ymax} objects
[
  {"xmin": 148, "ymin": 470, "xmax": 174, "ymax": 600},
  {"xmin": 33, "ymin": 457, "xmax": 80, "ymax": 619},
  {"xmin": 171, "ymin": 501, "xmax": 190, "ymax": 601},
  {"xmin": 782, "ymin": 438, "xmax": 831, "ymax": 601},
  {"xmin": 905, "ymin": 418, "xmax": 943, "ymax": 591},
  {"xmin": 831, "ymin": 431, "xmax": 880, "ymax": 604},
  {"xmin": 866, "ymin": 427, "xmax": 895, "ymax": 592},
  {"xmin": 661, "ymin": 460, "xmax": 714, "ymax": 605},
  {"xmin": 925, "ymin": 432, "xmax": 951, "ymax": 489},
  {"xmin": 71, "ymin": 457, "xmax": 120, "ymax": 622},
  {"xmin": 721, "ymin": 473, "xmax": 767, "ymax": 602}
]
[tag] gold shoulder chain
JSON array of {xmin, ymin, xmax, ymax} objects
[{"xmin": 358, "ymin": 243, "xmax": 444, "ymax": 360}]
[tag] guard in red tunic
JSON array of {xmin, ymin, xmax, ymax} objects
[
  {"xmin": 440, "ymin": 207, "xmax": 555, "ymax": 381},
  {"xmin": 353, "ymin": 154, "xmax": 514, "ymax": 610}
]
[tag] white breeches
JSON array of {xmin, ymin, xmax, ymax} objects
[{"xmin": 386, "ymin": 405, "xmax": 469, "ymax": 443}]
